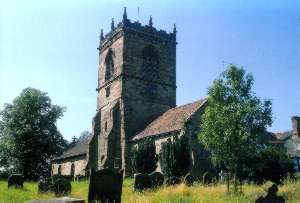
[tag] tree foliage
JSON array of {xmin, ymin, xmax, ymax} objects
[
  {"xmin": 238, "ymin": 145, "xmax": 294, "ymax": 184},
  {"xmin": 0, "ymin": 87, "xmax": 67, "ymax": 180},
  {"xmin": 159, "ymin": 132, "xmax": 190, "ymax": 179},
  {"xmin": 131, "ymin": 138, "xmax": 158, "ymax": 174},
  {"xmin": 198, "ymin": 65, "xmax": 273, "ymax": 192}
]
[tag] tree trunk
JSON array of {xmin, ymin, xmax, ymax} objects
[
  {"xmin": 226, "ymin": 172, "xmax": 230, "ymax": 193},
  {"xmin": 233, "ymin": 167, "xmax": 238, "ymax": 193}
]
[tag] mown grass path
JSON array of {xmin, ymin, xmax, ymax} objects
[{"xmin": 1, "ymin": 179, "xmax": 300, "ymax": 203}]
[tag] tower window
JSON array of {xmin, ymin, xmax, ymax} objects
[
  {"xmin": 105, "ymin": 122, "xmax": 108, "ymax": 132},
  {"xmin": 106, "ymin": 86, "xmax": 110, "ymax": 97},
  {"xmin": 141, "ymin": 45, "xmax": 160, "ymax": 81},
  {"xmin": 105, "ymin": 49, "xmax": 114, "ymax": 81}
]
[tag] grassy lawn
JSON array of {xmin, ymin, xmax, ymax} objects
[{"xmin": 1, "ymin": 179, "xmax": 300, "ymax": 203}]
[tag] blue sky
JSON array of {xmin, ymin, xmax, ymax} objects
[{"xmin": 0, "ymin": 0, "xmax": 299, "ymax": 141}]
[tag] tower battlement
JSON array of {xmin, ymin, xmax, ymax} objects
[{"xmin": 98, "ymin": 7, "xmax": 176, "ymax": 51}]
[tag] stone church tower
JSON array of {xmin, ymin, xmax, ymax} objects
[{"xmin": 87, "ymin": 8, "xmax": 177, "ymax": 175}]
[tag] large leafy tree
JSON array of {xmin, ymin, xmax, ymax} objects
[
  {"xmin": 198, "ymin": 65, "xmax": 272, "ymax": 192},
  {"xmin": 0, "ymin": 87, "xmax": 67, "ymax": 180}
]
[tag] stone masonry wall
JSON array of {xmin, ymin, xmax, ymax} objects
[{"xmin": 52, "ymin": 155, "xmax": 87, "ymax": 177}]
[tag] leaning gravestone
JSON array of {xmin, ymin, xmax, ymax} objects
[
  {"xmin": 202, "ymin": 172, "xmax": 213, "ymax": 185},
  {"xmin": 27, "ymin": 197, "xmax": 85, "ymax": 203},
  {"xmin": 149, "ymin": 172, "xmax": 164, "ymax": 188},
  {"xmin": 8, "ymin": 174, "xmax": 24, "ymax": 188},
  {"xmin": 184, "ymin": 173, "xmax": 194, "ymax": 186}
]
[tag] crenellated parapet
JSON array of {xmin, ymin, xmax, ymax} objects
[{"xmin": 98, "ymin": 7, "xmax": 176, "ymax": 51}]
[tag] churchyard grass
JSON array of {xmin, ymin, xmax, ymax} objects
[{"xmin": 1, "ymin": 179, "xmax": 300, "ymax": 203}]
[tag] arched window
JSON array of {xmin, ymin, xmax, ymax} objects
[
  {"xmin": 105, "ymin": 49, "xmax": 114, "ymax": 81},
  {"xmin": 141, "ymin": 45, "xmax": 160, "ymax": 80}
]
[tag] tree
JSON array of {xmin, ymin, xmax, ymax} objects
[
  {"xmin": 241, "ymin": 145, "xmax": 294, "ymax": 184},
  {"xmin": 131, "ymin": 138, "xmax": 158, "ymax": 174},
  {"xmin": 159, "ymin": 132, "xmax": 190, "ymax": 179},
  {"xmin": 0, "ymin": 87, "xmax": 67, "ymax": 180},
  {"xmin": 198, "ymin": 65, "xmax": 272, "ymax": 192},
  {"xmin": 67, "ymin": 136, "xmax": 78, "ymax": 150},
  {"xmin": 66, "ymin": 131, "xmax": 92, "ymax": 150}
]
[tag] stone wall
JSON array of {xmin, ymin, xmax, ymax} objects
[{"xmin": 52, "ymin": 155, "xmax": 87, "ymax": 177}]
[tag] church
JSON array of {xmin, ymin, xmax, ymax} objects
[
  {"xmin": 51, "ymin": 8, "xmax": 214, "ymax": 178},
  {"xmin": 51, "ymin": 8, "xmax": 300, "ymax": 178}
]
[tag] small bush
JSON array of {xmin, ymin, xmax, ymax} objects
[
  {"xmin": 131, "ymin": 138, "xmax": 158, "ymax": 174},
  {"xmin": 38, "ymin": 178, "xmax": 52, "ymax": 193}
]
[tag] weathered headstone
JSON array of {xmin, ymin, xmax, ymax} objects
[
  {"xmin": 184, "ymin": 173, "xmax": 194, "ymax": 186},
  {"xmin": 134, "ymin": 173, "xmax": 152, "ymax": 191},
  {"xmin": 149, "ymin": 172, "xmax": 164, "ymax": 188},
  {"xmin": 8, "ymin": 174, "xmax": 24, "ymax": 188},
  {"xmin": 88, "ymin": 168, "xmax": 123, "ymax": 203},
  {"xmin": 202, "ymin": 172, "xmax": 213, "ymax": 185}
]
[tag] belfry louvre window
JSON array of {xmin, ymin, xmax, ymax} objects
[{"xmin": 105, "ymin": 49, "xmax": 114, "ymax": 81}]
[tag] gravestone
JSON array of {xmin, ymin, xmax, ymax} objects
[
  {"xmin": 184, "ymin": 173, "xmax": 194, "ymax": 186},
  {"xmin": 8, "ymin": 174, "xmax": 24, "ymax": 188},
  {"xmin": 255, "ymin": 183, "xmax": 285, "ymax": 203},
  {"xmin": 149, "ymin": 172, "xmax": 164, "ymax": 188},
  {"xmin": 134, "ymin": 173, "xmax": 152, "ymax": 191},
  {"xmin": 88, "ymin": 168, "xmax": 123, "ymax": 203},
  {"xmin": 52, "ymin": 178, "xmax": 72, "ymax": 196}
]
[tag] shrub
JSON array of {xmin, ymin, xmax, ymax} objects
[
  {"xmin": 131, "ymin": 138, "xmax": 158, "ymax": 174},
  {"xmin": 159, "ymin": 133, "xmax": 190, "ymax": 180},
  {"xmin": 38, "ymin": 178, "xmax": 52, "ymax": 193},
  {"xmin": 238, "ymin": 145, "xmax": 295, "ymax": 184}
]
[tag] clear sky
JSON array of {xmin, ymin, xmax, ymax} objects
[{"xmin": 0, "ymin": 0, "xmax": 299, "ymax": 141}]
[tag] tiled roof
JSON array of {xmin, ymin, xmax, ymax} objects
[
  {"xmin": 132, "ymin": 99, "xmax": 207, "ymax": 141},
  {"xmin": 274, "ymin": 131, "xmax": 293, "ymax": 141},
  {"xmin": 52, "ymin": 136, "xmax": 91, "ymax": 161}
]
